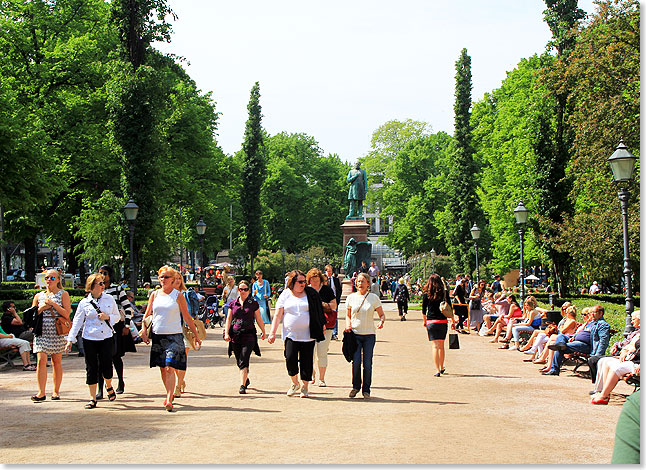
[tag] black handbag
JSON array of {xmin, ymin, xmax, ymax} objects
[
  {"xmin": 449, "ymin": 332, "xmax": 460, "ymax": 349},
  {"xmin": 342, "ymin": 330, "xmax": 357, "ymax": 362},
  {"xmin": 22, "ymin": 306, "xmax": 39, "ymax": 329}
]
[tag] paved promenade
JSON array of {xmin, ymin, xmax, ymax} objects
[{"xmin": 1, "ymin": 302, "xmax": 630, "ymax": 464}]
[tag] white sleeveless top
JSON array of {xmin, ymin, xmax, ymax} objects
[{"xmin": 152, "ymin": 289, "xmax": 182, "ymax": 335}]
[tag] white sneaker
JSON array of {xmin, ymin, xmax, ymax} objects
[
  {"xmin": 300, "ymin": 388, "xmax": 309, "ymax": 398},
  {"xmin": 287, "ymin": 383, "xmax": 300, "ymax": 397},
  {"xmin": 318, "ymin": 380, "xmax": 326, "ymax": 387}
]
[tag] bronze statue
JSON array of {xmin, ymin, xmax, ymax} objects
[
  {"xmin": 346, "ymin": 161, "xmax": 368, "ymax": 219},
  {"xmin": 343, "ymin": 237, "xmax": 372, "ymax": 275}
]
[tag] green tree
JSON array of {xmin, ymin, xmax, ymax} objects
[
  {"xmin": 534, "ymin": 0, "xmax": 586, "ymax": 295},
  {"xmin": 382, "ymin": 132, "xmax": 453, "ymax": 256},
  {"xmin": 556, "ymin": 0, "xmax": 640, "ymax": 289},
  {"xmin": 241, "ymin": 82, "xmax": 266, "ymax": 273},
  {"xmin": 360, "ymin": 119, "xmax": 431, "ymax": 211},
  {"xmin": 439, "ymin": 48, "xmax": 482, "ymax": 274}
]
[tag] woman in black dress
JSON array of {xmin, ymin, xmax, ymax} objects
[
  {"xmin": 223, "ymin": 280, "xmax": 266, "ymax": 394},
  {"xmin": 421, "ymin": 274, "xmax": 450, "ymax": 377}
]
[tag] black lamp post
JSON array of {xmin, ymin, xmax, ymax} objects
[
  {"xmin": 514, "ymin": 201, "xmax": 529, "ymax": 305},
  {"xmin": 470, "ymin": 223, "xmax": 481, "ymax": 283},
  {"xmin": 607, "ymin": 139, "xmax": 637, "ymax": 336},
  {"xmin": 123, "ymin": 199, "xmax": 139, "ymax": 291},
  {"xmin": 196, "ymin": 217, "xmax": 207, "ymax": 283},
  {"xmin": 430, "ymin": 248, "xmax": 436, "ymax": 274}
]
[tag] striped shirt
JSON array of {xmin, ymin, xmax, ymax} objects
[{"xmin": 105, "ymin": 283, "xmax": 134, "ymax": 325}]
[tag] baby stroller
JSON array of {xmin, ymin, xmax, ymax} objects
[{"xmin": 198, "ymin": 295, "xmax": 224, "ymax": 328}]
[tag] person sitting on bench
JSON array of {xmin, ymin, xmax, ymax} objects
[
  {"xmin": 588, "ymin": 310, "xmax": 640, "ymax": 385},
  {"xmin": 1, "ymin": 301, "xmax": 34, "ymax": 343},
  {"xmin": 543, "ymin": 304, "xmax": 610, "ymax": 376},
  {"xmin": 0, "ymin": 325, "xmax": 36, "ymax": 370}
]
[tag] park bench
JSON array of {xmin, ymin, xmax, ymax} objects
[
  {"xmin": 0, "ymin": 345, "xmax": 20, "ymax": 369},
  {"xmin": 624, "ymin": 373, "xmax": 640, "ymax": 393}
]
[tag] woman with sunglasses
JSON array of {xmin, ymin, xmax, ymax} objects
[
  {"xmin": 30, "ymin": 269, "xmax": 72, "ymax": 401},
  {"xmin": 64, "ymin": 273, "xmax": 120, "ymax": 409},
  {"xmin": 224, "ymin": 280, "xmax": 266, "ymax": 394},
  {"xmin": 140, "ymin": 266, "xmax": 202, "ymax": 411},
  {"xmin": 306, "ymin": 268, "xmax": 337, "ymax": 387},
  {"xmin": 96, "ymin": 265, "xmax": 135, "ymax": 398},
  {"xmin": 268, "ymin": 270, "xmax": 326, "ymax": 398}
]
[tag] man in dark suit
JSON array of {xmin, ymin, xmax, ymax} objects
[{"xmin": 326, "ymin": 265, "xmax": 342, "ymax": 340}]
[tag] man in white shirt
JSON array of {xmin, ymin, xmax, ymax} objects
[{"xmin": 589, "ymin": 281, "xmax": 601, "ymax": 294}]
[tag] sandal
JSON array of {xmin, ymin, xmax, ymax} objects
[
  {"xmin": 533, "ymin": 359, "xmax": 546, "ymax": 364},
  {"xmin": 498, "ymin": 344, "xmax": 509, "ymax": 349},
  {"xmin": 106, "ymin": 386, "xmax": 117, "ymax": 402},
  {"xmin": 591, "ymin": 396, "xmax": 610, "ymax": 405},
  {"xmin": 85, "ymin": 400, "xmax": 97, "ymax": 409},
  {"xmin": 164, "ymin": 399, "xmax": 173, "ymax": 412},
  {"xmin": 23, "ymin": 364, "xmax": 37, "ymax": 371},
  {"xmin": 174, "ymin": 385, "xmax": 182, "ymax": 398}
]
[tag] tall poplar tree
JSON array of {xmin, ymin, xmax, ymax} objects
[
  {"xmin": 241, "ymin": 82, "xmax": 265, "ymax": 273},
  {"xmin": 439, "ymin": 48, "xmax": 482, "ymax": 274}
]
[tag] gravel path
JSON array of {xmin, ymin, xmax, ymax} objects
[{"xmin": 1, "ymin": 301, "xmax": 631, "ymax": 464}]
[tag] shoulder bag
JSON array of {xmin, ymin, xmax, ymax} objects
[
  {"xmin": 183, "ymin": 320, "xmax": 207, "ymax": 351},
  {"xmin": 53, "ymin": 294, "xmax": 72, "ymax": 336}
]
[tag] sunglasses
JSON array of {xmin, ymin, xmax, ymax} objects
[
  {"xmin": 295, "ymin": 279, "xmax": 306, "ymax": 284},
  {"xmin": 159, "ymin": 275, "xmax": 173, "ymax": 279},
  {"xmin": 239, "ymin": 287, "xmax": 250, "ymax": 291},
  {"xmin": 45, "ymin": 276, "xmax": 57, "ymax": 281},
  {"xmin": 96, "ymin": 281, "xmax": 105, "ymax": 286},
  {"xmin": 99, "ymin": 271, "xmax": 108, "ymax": 275}
]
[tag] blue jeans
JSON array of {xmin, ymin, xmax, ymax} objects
[
  {"xmin": 352, "ymin": 334, "xmax": 376, "ymax": 393},
  {"xmin": 333, "ymin": 317, "xmax": 338, "ymax": 336},
  {"xmin": 551, "ymin": 334, "xmax": 591, "ymax": 372}
]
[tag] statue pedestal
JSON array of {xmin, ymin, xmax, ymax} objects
[
  {"xmin": 340, "ymin": 218, "xmax": 370, "ymax": 297},
  {"xmin": 340, "ymin": 218, "xmax": 370, "ymax": 248}
]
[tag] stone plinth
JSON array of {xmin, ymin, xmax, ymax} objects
[{"xmin": 340, "ymin": 218, "xmax": 370, "ymax": 248}]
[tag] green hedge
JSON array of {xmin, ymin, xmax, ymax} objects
[{"xmin": 529, "ymin": 293, "xmax": 639, "ymax": 308}]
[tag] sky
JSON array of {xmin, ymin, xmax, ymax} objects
[{"xmin": 154, "ymin": 0, "xmax": 598, "ymax": 162}]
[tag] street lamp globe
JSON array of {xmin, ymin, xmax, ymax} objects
[
  {"xmin": 470, "ymin": 223, "xmax": 481, "ymax": 240},
  {"xmin": 430, "ymin": 248, "xmax": 436, "ymax": 258},
  {"xmin": 123, "ymin": 199, "xmax": 139, "ymax": 221},
  {"xmin": 196, "ymin": 217, "xmax": 207, "ymax": 236},
  {"xmin": 607, "ymin": 139, "xmax": 637, "ymax": 183},
  {"xmin": 514, "ymin": 201, "xmax": 529, "ymax": 225}
]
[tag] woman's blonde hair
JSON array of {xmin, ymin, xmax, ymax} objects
[
  {"xmin": 565, "ymin": 305, "xmax": 577, "ymax": 319},
  {"xmin": 85, "ymin": 273, "xmax": 105, "ymax": 293},
  {"xmin": 174, "ymin": 271, "xmax": 187, "ymax": 292},
  {"xmin": 524, "ymin": 296, "xmax": 537, "ymax": 310},
  {"xmin": 45, "ymin": 269, "xmax": 63, "ymax": 291},
  {"xmin": 158, "ymin": 265, "xmax": 179, "ymax": 278}
]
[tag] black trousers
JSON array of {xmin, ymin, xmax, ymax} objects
[
  {"xmin": 284, "ymin": 338, "xmax": 315, "ymax": 381},
  {"xmin": 232, "ymin": 342, "xmax": 254, "ymax": 370},
  {"xmin": 397, "ymin": 301, "xmax": 408, "ymax": 316},
  {"xmin": 83, "ymin": 337, "xmax": 114, "ymax": 385}
]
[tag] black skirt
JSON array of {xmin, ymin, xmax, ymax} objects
[
  {"xmin": 427, "ymin": 322, "xmax": 448, "ymax": 341},
  {"xmin": 112, "ymin": 320, "xmax": 137, "ymax": 357}
]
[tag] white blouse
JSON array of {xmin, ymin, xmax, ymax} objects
[
  {"xmin": 67, "ymin": 293, "xmax": 120, "ymax": 342},
  {"xmin": 152, "ymin": 289, "xmax": 183, "ymax": 335}
]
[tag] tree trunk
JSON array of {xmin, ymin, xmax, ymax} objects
[{"xmin": 24, "ymin": 237, "xmax": 37, "ymax": 283}]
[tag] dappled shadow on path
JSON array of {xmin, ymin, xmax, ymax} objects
[{"xmin": 448, "ymin": 373, "xmax": 521, "ymax": 379}]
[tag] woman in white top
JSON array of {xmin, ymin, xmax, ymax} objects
[
  {"xmin": 268, "ymin": 270, "xmax": 326, "ymax": 398},
  {"xmin": 141, "ymin": 266, "xmax": 202, "ymax": 412},
  {"xmin": 222, "ymin": 276, "xmax": 239, "ymax": 320},
  {"xmin": 65, "ymin": 273, "xmax": 120, "ymax": 409},
  {"xmin": 345, "ymin": 272, "xmax": 385, "ymax": 399}
]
